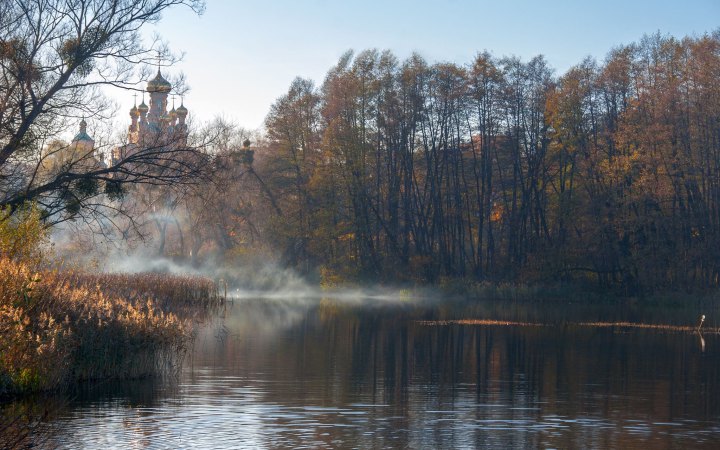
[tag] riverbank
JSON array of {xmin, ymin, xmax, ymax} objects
[{"xmin": 0, "ymin": 257, "xmax": 223, "ymax": 398}]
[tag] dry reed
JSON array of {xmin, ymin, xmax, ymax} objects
[
  {"xmin": 417, "ymin": 319, "xmax": 545, "ymax": 327},
  {"xmin": 0, "ymin": 258, "xmax": 223, "ymax": 397},
  {"xmin": 575, "ymin": 321, "xmax": 718, "ymax": 333},
  {"xmin": 417, "ymin": 319, "xmax": 719, "ymax": 334}
]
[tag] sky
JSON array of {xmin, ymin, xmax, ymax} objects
[{"xmin": 122, "ymin": 0, "xmax": 720, "ymax": 131}]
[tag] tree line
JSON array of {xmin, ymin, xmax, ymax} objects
[
  {"xmin": 2, "ymin": 2, "xmax": 718, "ymax": 296},
  {"xmin": 251, "ymin": 32, "xmax": 720, "ymax": 293}
]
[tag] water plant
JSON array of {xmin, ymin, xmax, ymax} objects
[{"xmin": 0, "ymin": 257, "xmax": 223, "ymax": 397}]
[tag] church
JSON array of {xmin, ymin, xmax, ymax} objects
[
  {"xmin": 112, "ymin": 68, "xmax": 189, "ymax": 165},
  {"xmin": 41, "ymin": 117, "xmax": 106, "ymax": 177}
]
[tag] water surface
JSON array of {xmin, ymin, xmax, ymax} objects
[{"xmin": 3, "ymin": 295, "xmax": 720, "ymax": 448}]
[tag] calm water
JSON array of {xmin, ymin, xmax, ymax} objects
[{"xmin": 3, "ymin": 294, "xmax": 720, "ymax": 449}]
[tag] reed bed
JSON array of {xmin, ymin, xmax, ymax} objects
[
  {"xmin": 417, "ymin": 319, "xmax": 719, "ymax": 334},
  {"xmin": 417, "ymin": 319, "xmax": 546, "ymax": 327},
  {"xmin": 62, "ymin": 272, "xmax": 223, "ymax": 318},
  {"xmin": 0, "ymin": 258, "xmax": 223, "ymax": 397},
  {"xmin": 575, "ymin": 321, "xmax": 719, "ymax": 333}
]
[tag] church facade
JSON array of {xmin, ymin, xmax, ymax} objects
[{"xmin": 112, "ymin": 68, "xmax": 189, "ymax": 165}]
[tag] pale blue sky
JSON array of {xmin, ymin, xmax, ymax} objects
[{"xmin": 135, "ymin": 0, "xmax": 719, "ymax": 130}]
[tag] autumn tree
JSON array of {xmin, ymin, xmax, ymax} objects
[
  {"xmin": 257, "ymin": 33, "xmax": 720, "ymax": 293},
  {"xmin": 264, "ymin": 77, "xmax": 322, "ymax": 271}
]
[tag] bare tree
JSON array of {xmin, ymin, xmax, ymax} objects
[{"xmin": 0, "ymin": 0, "xmax": 206, "ymax": 224}]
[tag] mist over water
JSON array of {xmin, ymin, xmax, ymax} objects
[
  {"xmin": 47, "ymin": 203, "xmax": 426, "ymax": 307},
  {"xmin": 22, "ymin": 229, "xmax": 717, "ymax": 448},
  {"xmin": 10, "ymin": 226, "xmax": 720, "ymax": 448},
  {"xmin": 9, "ymin": 293, "xmax": 720, "ymax": 449},
  {"xmin": 93, "ymin": 246, "xmax": 427, "ymax": 307}
]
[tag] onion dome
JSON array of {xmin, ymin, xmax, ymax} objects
[
  {"xmin": 147, "ymin": 68, "xmax": 172, "ymax": 93},
  {"xmin": 176, "ymin": 102, "xmax": 188, "ymax": 117},
  {"xmin": 130, "ymin": 104, "xmax": 138, "ymax": 117},
  {"xmin": 137, "ymin": 100, "xmax": 149, "ymax": 114},
  {"xmin": 72, "ymin": 118, "xmax": 93, "ymax": 143}
]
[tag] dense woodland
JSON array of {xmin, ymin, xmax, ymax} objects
[
  {"xmin": 229, "ymin": 32, "xmax": 720, "ymax": 293},
  {"xmin": 1, "ymin": 3, "xmax": 719, "ymax": 295}
]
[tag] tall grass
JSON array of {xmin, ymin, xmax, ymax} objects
[
  {"xmin": 0, "ymin": 257, "xmax": 223, "ymax": 397},
  {"xmin": 63, "ymin": 272, "xmax": 223, "ymax": 316}
]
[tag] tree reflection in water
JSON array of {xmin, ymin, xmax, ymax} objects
[{"xmin": 4, "ymin": 297, "xmax": 720, "ymax": 449}]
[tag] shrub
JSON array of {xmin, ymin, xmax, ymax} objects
[{"xmin": 0, "ymin": 204, "xmax": 49, "ymax": 265}]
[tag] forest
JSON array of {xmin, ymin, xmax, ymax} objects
[
  {"xmin": 3, "ymin": 2, "xmax": 718, "ymax": 444},
  {"xmin": 1, "ymin": 0, "xmax": 719, "ymax": 296},
  {"xmin": 199, "ymin": 31, "xmax": 718, "ymax": 295}
]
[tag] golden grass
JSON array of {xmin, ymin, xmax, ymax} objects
[
  {"xmin": 417, "ymin": 319, "xmax": 719, "ymax": 334},
  {"xmin": 575, "ymin": 321, "xmax": 719, "ymax": 333},
  {"xmin": 63, "ymin": 271, "xmax": 223, "ymax": 317},
  {"xmin": 417, "ymin": 319, "xmax": 545, "ymax": 327},
  {"xmin": 0, "ymin": 257, "xmax": 223, "ymax": 397}
]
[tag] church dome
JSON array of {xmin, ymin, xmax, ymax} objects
[
  {"xmin": 137, "ymin": 101, "xmax": 149, "ymax": 114},
  {"xmin": 147, "ymin": 68, "xmax": 172, "ymax": 93},
  {"xmin": 176, "ymin": 103, "xmax": 188, "ymax": 116},
  {"xmin": 72, "ymin": 118, "xmax": 94, "ymax": 143}
]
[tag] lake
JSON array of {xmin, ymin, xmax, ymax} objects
[{"xmin": 3, "ymin": 293, "xmax": 720, "ymax": 449}]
